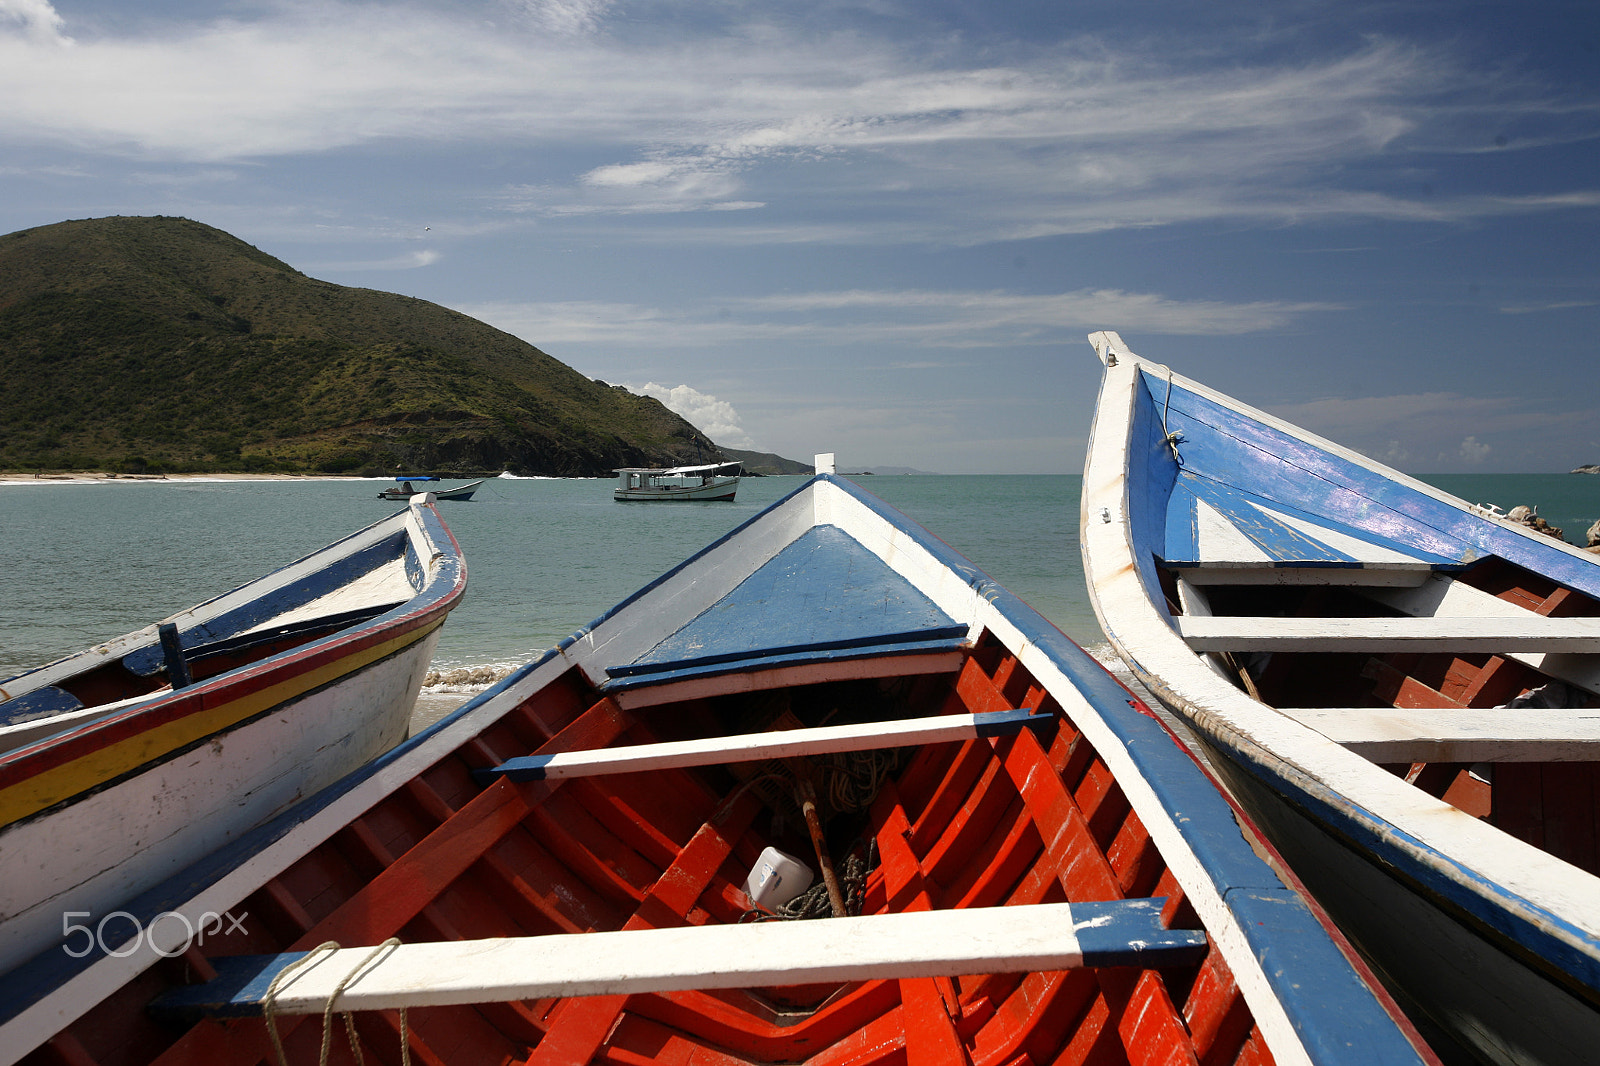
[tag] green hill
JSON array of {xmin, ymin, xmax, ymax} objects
[{"xmin": 0, "ymin": 216, "xmax": 728, "ymax": 476}]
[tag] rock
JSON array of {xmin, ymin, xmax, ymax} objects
[
  {"xmin": 1588, "ymin": 519, "xmax": 1600, "ymax": 548},
  {"xmin": 1506, "ymin": 505, "xmax": 1564, "ymax": 541},
  {"xmin": 1572, "ymin": 465, "xmax": 1600, "ymax": 475}
]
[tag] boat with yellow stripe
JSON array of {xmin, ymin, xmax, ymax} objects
[{"xmin": 0, "ymin": 494, "xmax": 466, "ymax": 974}]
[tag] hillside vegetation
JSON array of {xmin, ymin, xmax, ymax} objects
[{"xmin": 0, "ymin": 216, "xmax": 726, "ymax": 475}]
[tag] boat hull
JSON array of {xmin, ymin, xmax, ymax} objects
[
  {"xmin": 378, "ymin": 478, "xmax": 484, "ymax": 501},
  {"xmin": 0, "ymin": 627, "xmax": 438, "ymax": 972},
  {"xmin": 0, "ymin": 498, "xmax": 467, "ymax": 976},
  {"xmin": 613, "ymin": 479, "xmax": 738, "ymax": 501},
  {"xmin": 1196, "ymin": 725, "xmax": 1600, "ymax": 1065}
]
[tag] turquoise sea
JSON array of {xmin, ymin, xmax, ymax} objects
[{"xmin": 2, "ymin": 473, "xmax": 1597, "ymax": 705}]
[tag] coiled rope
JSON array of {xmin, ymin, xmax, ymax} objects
[{"xmin": 1161, "ymin": 368, "xmax": 1185, "ymax": 465}]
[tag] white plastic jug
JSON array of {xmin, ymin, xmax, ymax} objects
[{"xmin": 744, "ymin": 846, "xmax": 814, "ymax": 910}]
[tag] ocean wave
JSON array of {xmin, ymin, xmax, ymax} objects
[{"xmin": 421, "ymin": 664, "xmax": 519, "ymax": 692}]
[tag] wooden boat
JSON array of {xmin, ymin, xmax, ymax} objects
[
  {"xmin": 614, "ymin": 460, "xmax": 741, "ymax": 501},
  {"xmin": 378, "ymin": 476, "xmax": 486, "ymax": 501},
  {"xmin": 0, "ymin": 495, "xmax": 466, "ymax": 983},
  {"xmin": 0, "ymin": 472, "xmax": 1435, "ymax": 1066},
  {"xmin": 1080, "ymin": 330, "xmax": 1600, "ymax": 1065}
]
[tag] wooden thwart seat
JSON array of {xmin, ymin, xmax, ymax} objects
[
  {"xmin": 1276, "ymin": 706, "xmax": 1600, "ymax": 763},
  {"xmin": 152, "ymin": 899, "xmax": 1207, "ymax": 1020},
  {"xmin": 1168, "ymin": 565, "xmax": 1435, "ymax": 587},
  {"xmin": 1176, "ymin": 614, "xmax": 1600, "ymax": 654},
  {"xmin": 478, "ymin": 707, "xmax": 1052, "ymax": 783}
]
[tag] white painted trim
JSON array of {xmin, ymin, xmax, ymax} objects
[{"xmin": 1175, "ymin": 614, "xmax": 1600, "ymax": 653}]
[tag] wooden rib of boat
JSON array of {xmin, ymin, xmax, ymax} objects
[
  {"xmin": 613, "ymin": 460, "xmax": 741, "ymax": 501},
  {"xmin": 378, "ymin": 477, "xmax": 485, "ymax": 502},
  {"xmin": 0, "ymin": 473, "xmax": 1434, "ymax": 1066},
  {"xmin": 0, "ymin": 495, "xmax": 466, "ymax": 982},
  {"xmin": 1080, "ymin": 330, "xmax": 1600, "ymax": 1066}
]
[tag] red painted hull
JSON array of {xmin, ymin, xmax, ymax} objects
[{"xmin": 36, "ymin": 641, "xmax": 1281, "ymax": 1066}]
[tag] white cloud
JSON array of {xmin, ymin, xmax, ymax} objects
[
  {"xmin": 1457, "ymin": 435, "xmax": 1492, "ymax": 464},
  {"xmin": 0, "ymin": 0, "xmax": 69, "ymax": 43},
  {"xmin": 625, "ymin": 382, "xmax": 756, "ymax": 449}
]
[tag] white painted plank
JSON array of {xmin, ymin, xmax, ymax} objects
[
  {"xmin": 1175, "ymin": 614, "xmax": 1600, "ymax": 653},
  {"xmin": 1277, "ymin": 707, "xmax": 1600, "ymax": 763},
  {"xmin": 182, "ymin": 903, "xmax": 1202, "ymax": 1015},
  {"xmin": 485, "ymin": 707, "xmax": 1045, "ymax": 781}
]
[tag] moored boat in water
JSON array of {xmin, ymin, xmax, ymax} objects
[
  {"xmin": 0, "ymin": 495, "xmax": 466, "ymax": 983},
  {"xmin": 0, "ymin": 470, "xmax": 1434, "ymax": 1065},
  {"xmin": 1080, "ymin": 330, "xmax": 1600, "ymax": 1065},
  {"xmin": 614, "ymin": 460, "xmax": 741, "ymax": 501},
  {"xmin": 378, "ymin": 476, "xmax": 485, "ymax": 501}
]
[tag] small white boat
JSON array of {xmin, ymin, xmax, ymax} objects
[
  {"xmin": 0, "ymin": 495, "xmax": 466, "ymax": 979},
  {"xmin": 614, "ymin": 460, "xmax": 741, "ymax": 501},
  {"xmin": 377, "ymin": 476, "xmax": 485, "ymax": 501},
  {"xmin": 1081, "ymin": 329, "xmax": 1600, "ymax": 1066}
]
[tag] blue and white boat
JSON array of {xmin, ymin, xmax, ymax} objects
[
  {"xmin": 1081, "ymin": 330, "xmax": 1600, "ymax": 1066},
  {"xmin": 0, "ymin": 464, "xmax": 1431, "ymax": 1066}
]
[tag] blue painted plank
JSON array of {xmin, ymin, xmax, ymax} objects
[
  {"xmin": 622, "ymin": 525, "xmax": 961, "ymax": 674},
  {"xmin": 602, "ymin": 636, "xmax": 969, "ymax": 692},
  {"xmin": 1069, "ymin": 898, "xmax": 1208, "ymax": 966},
  {"xmin": 0, "ymin": 686, "xmax": 84, "ymax": 727}
]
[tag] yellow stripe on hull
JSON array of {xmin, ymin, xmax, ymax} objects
[{"xmin": 0, "ymin": 619, "xmax": 443, "ymax": 830}]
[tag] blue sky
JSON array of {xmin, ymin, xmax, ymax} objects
[{"xmin": 2, "ymin": 1, "xmax": 1597, "ymax": 474}]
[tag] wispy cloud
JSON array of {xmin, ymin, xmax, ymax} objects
[
  {"xmin": 1272, "ymin": 392, "xmax": 1592, "ymax": 470},
  {"xmin": 1, "ymin": 3, "xmax": 1596, "ymax": 243},
  {"xmin": 307, "ymin": 249, "xmax": 441, "ymax": 271},
  {"xmin": 457, "ymin": 286, "xmax": 1338, "ymax": 352},
  {"xmin": 1499, "ymin": 298, "xmax": 1600, "ymax": 314}
]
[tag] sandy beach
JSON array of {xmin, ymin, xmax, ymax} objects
[{"xmin": 0, "ymin": 472, "xmax": 368, "ymax": 486}]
